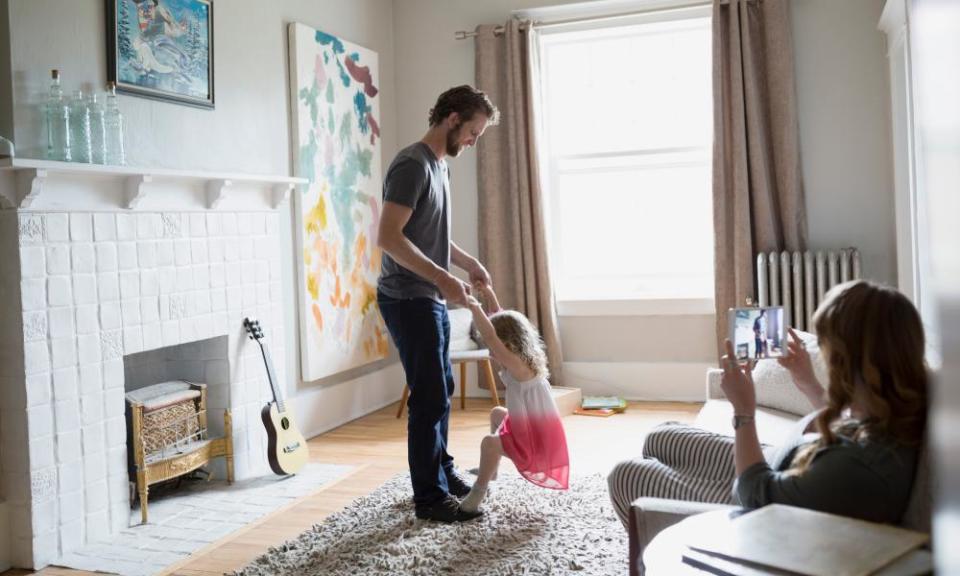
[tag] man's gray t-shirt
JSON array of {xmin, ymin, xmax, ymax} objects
[{"xmin": 377, "ymin": 142, "xmax": 450, "ymax": 302}]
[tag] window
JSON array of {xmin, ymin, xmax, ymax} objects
[{"xmin": 537, "ymin": 8, "xmax": 714, "ymax": 310}]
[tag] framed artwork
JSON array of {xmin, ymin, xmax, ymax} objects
[
  {"xmin": 288, "ymin": 23, "xmax": 388, "ymax": 381},
  {"xmin": 106, "ymin": 0, "xmax": 214, "ymax": 108}
]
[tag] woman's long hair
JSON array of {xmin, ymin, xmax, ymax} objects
[
  {"xmin": 488, "ymin": 310, "xmax": 550, "ymax": 379},
  {"xmin": 788, "ymin": 280, "xmax": 928, "ymax": 473}
]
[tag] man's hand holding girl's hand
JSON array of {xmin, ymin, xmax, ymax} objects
[
  {"xmin": 467, "ymin": 260, "xmax": 492, "ymax": 288},
  {"xmin": 472, "ymin": 280, "xmax": 502, "ymax": 313},
  {"xmin": 434, "ymin": 271, "xmax": 471, "ymax": 306}
]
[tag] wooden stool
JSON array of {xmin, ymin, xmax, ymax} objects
[{"xmin": 396, "ymin": 349, "xmax": 501, "ymax": 418}]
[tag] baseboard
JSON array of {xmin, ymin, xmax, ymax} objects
[
  {"xmin": 295, "ymin": 362, "xmax": 406, "ymax": 440},
  {"xmin": 291, "ymin": 360, "xmax": 708, "ymax": 440},
  {"xmin": 0, "ymin": 499, "xmax": 10, "ymax": 572},
  {"xmin": 561, "ymin": 361, "xmax": 713, "ymax": 401}
]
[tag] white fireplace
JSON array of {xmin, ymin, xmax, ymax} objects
[{"xmin": 0, "ymin": 158, "xmax": 303, "ymax": 569}]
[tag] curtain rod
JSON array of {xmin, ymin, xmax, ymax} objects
[{"xmin": 454, "ymin": 1, "xmax": 713, "ymax": 39}]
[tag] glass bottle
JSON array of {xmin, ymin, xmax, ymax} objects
[
  {"xmin": 103, "ymin": 82, "xmax": 125, "ymax": 166},
  {"xmin": 68, "ymin": 90, "xmax": 92, "ymax": 163},
  {"xmin": 45, "ymin": 69, "xmax": 71, "ymax": 162},
  {"xmin": 88, "ymin": 93, "xmax": 106, "ymax": 164}
]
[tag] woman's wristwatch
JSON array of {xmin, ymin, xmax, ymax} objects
[{"xmin": 732, "ymin": 414, "xmax": 756, "ymax": 430}]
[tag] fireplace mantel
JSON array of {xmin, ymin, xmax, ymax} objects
[{"xmin": 0, "ymin": 158, "xmax": 306, "ymax": 212}]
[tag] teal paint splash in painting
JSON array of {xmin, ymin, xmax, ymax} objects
[
  {"xmin": 339, "ymin": 111, "xmax": 352, "ymax": 148},
  {"xmin": 299, "ymin": 131, "xmax": 319, "ymax": 184},
  {"xmin": 315, "ymin": 30, "xmax": 345, "ymax": 54},
  {"xmin": 354, "ymin": 146, "xmax": 373, "ymax": 178},
  {"xmin": 335, "ymin": 57, "xmax": 351, "ymax": 87},
  {"xmin": 299, "ymin": 83, "xmax": 320, "ymax": 126},
  {"xmin": 329, "ymin": 144, "xmax": 375, "ymax": 271},
  {"xmin": 350, "ymin": 52, "xmax": 360, "ymax": 62},
  {"xmin": 353, "ymin": 92, "xmax": 372, "ymax": 134}
]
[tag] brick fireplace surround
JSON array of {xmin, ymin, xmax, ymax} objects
[{"xmin": 0, "ymin": 160, "xmax": 303, "ymax": 569}]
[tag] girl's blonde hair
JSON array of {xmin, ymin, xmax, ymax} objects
[
  {"xmin": 788, "ymin": 280, "xmax": 928, "ymax": 474},
  {"xmin": 487, "ymin": 310, "xmax": 550, "ymax": 379}
]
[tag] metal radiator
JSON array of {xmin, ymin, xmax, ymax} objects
[{"xmin": 756, "ymin": 248, "xmax": 862, "ymax": 331}]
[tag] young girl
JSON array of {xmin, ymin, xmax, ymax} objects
[{"xmin": 460, "ymin": 284, "xmax": 569, "ymax": 513}]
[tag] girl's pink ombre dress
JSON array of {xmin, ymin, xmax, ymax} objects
[{"xmin": 497, "ymin": 370, "xmax": 570, "ymax": 490}]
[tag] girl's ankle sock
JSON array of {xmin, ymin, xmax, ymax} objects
[{"xmin": 460, "ymin": 482, "xmax": 488, "ymax": 512}]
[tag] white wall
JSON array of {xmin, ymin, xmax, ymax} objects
[
  {"xmin": 0, "ymin": 0, "xmax": 898, "ymax": 410},
  {"xmin": 792, "ymin": 0, "xmax": 897, "ymax": 286},
  {"xmin": 910, "ymin": 0, "xmax": 960, "ymax": 568},
  {"xmin": 393, "ymin": 0, "xmax": 896, "ymax": 399},
  {"xmin": 0, "ymin": 0, "xmax": 403, "ymax": 439}
]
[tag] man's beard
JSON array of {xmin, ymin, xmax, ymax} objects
[{"xmin": 446, "ymin": 123, "xmax": 463, "ymax": 157}]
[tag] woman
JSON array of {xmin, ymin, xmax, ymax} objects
[{"xmin": 608, "ymin": 280, "xmax": 928, "ymax": 526}]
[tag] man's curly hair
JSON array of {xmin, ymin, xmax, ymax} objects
[{"xmin": 428, "ymin": 85, "xmax": 500, "ymax": 127}]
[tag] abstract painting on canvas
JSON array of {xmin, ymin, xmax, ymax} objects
[{"xmin": 288, "ymin": 23, "xmax": 388, "ymax": 381}]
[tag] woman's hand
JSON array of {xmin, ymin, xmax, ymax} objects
[
  {"xmin": 721, "ymin": 339, "xmax": 756, "ymax": 416},
  {"xmin": 777, "ymin": 328, "xmax": 826, "ymax": 409},
  {"xmin": 723, "ymin": 338, "xmax": 766, "ymax": 476},
  {"xmin": 777, "ymin": 328, "xmax": 815, "ymax": 381}
]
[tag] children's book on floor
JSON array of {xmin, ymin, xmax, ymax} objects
[
  {"xmin": 573, "ymin": 407, "xmax": 617, "ymax": 417},
  {"xmin": 581, "ymin": 396, "xmax": 627, "ymax": 411}
]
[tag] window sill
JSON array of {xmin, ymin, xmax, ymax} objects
[{"xmin": 556, "ymin": 298, "xmax": 715, "ymax": 317}]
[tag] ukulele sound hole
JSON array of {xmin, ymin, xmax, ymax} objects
[{"xmin": 281, "ymin": 417, "xmax": 290, "ymax": 430}]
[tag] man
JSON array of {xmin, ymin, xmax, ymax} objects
[
  {"xmin": 753, "ymin": 310, "xmax": 767, "ymax": 359},
  {"xmin": 376, "ymin": 85, "xmax": 500, "ymax": 522}
]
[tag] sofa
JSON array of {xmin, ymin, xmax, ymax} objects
[{"xmin": 626, "ymin": 333, "xmax": 932, "ymax": 575}]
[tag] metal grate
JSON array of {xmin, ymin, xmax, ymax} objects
[{"xmin": 141, "ymin": 401, "xmax": 209, "ymax": 465}]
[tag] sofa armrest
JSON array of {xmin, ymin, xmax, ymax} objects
[
  {"xmin": 705, "ymin": 368, "xmax": 725, "ymax": 401},
  {"xmin": 628, "ymin": 497, "xmax": 736, "ymax": 576}
]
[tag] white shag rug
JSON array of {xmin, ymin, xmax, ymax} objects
[{"xmin": 233, "ymin": 471, "xmax": 628, "ymax": 576}]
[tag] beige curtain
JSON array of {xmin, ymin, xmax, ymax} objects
[
  {"xmin": 713, "ymin": 0, "xmax": 807, "ymax": 356},
  {"xmin": 474, "ymin": 20, "xmax": 565, "ymax": 386}
]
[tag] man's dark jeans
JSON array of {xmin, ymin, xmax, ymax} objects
[{"xmin": 377, "ymin": 291, "xmax": 456, "ymax": 507}]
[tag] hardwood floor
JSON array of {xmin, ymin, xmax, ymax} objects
[{"xmin": 2, "ymin": 399, "xmax": 699, "ymax": 576}]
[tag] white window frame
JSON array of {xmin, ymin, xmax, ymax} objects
[{"xmin": 533, "ymin": 3, "xmax": 714, "ymax": 317}]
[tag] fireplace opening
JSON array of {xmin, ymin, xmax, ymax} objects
[{"xmin": 122, "ymin": 336, "xmax": 233, "ymax": 523}]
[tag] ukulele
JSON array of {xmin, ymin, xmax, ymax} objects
[{"xmin": 243, "ymin": 317, "xmax": 308, "ymax": 475}]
